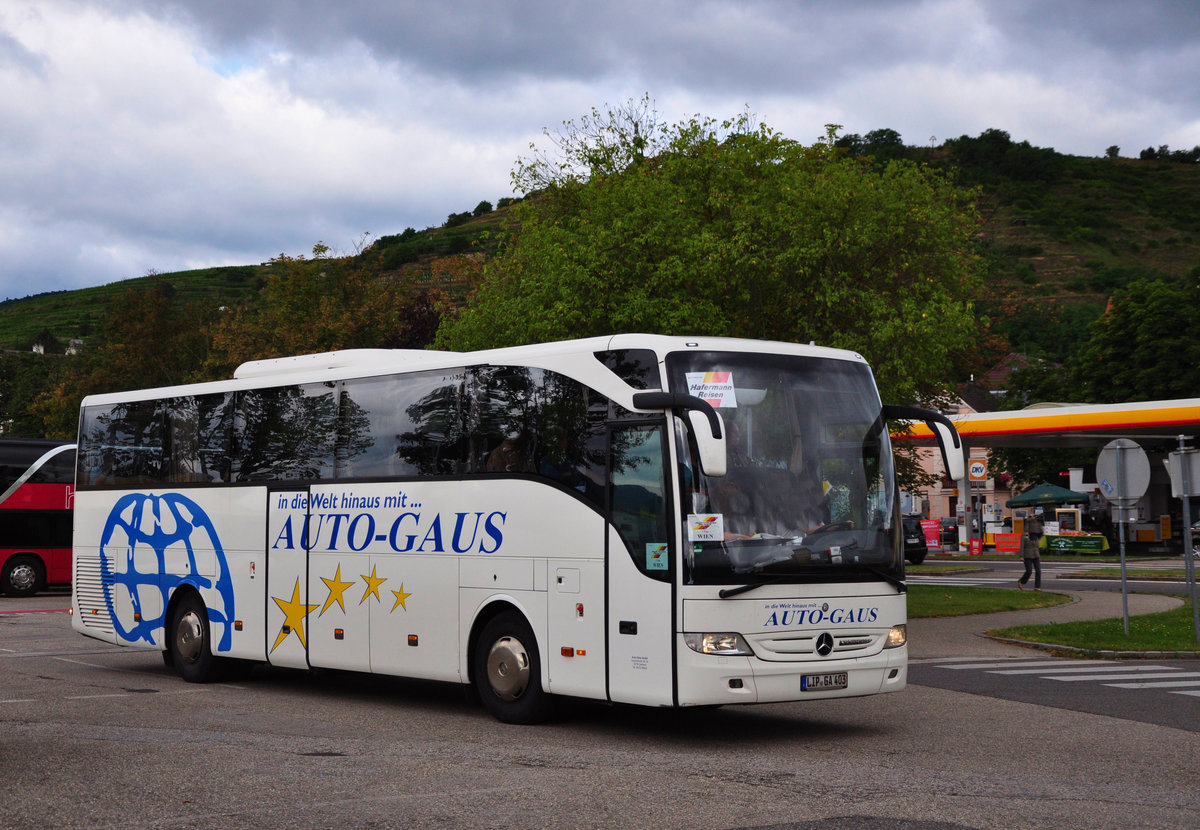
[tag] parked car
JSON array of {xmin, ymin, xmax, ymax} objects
[
  {"xmin": 903, "ymin": 516, "xmax": 928, "ymax": 565},
  {"xmin": 940, "ymin": 516, "xmax": 959, "ymax": 548}
]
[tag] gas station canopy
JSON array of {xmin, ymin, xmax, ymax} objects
[{"xmin": 892, "ymin": 398, "xmax": 1200, "ymax": 451}]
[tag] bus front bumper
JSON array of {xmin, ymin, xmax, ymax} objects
[{"xmin": 675, "ymin": 635, "xmax": 907, "ymax": 706}]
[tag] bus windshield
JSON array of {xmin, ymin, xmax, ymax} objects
[{"xmin": 667, "ymin": 351, "xmax": 899, "ymax": 586}]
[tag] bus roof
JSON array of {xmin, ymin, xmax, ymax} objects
[{"xmin": 79, "ymin": 335, "xmax": 869, "ymax": 407}]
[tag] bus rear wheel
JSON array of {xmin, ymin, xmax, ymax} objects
[
  {"xmin": 1, "ymin": 554, "xmax": 44, "ymax": 597},
  {"xmin": 473, "ymin": 611, "xmax": 551, "ymax": 724},
  {"xmin": 168, "ymin": 593, "xmax": 218, "ymax": 683}
]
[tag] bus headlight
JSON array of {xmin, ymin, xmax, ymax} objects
[
  {"xmin": 885, "ymin": 624, "xmax": 907, "ymax": 648},
  {"xmin": 683, "ymin": 632, "xmax": 754, "ymax": 656}
]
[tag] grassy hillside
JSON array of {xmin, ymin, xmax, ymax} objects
[
  {"xmin": 966, "ymin": 155, "xmax": 1200, "ymax": 362},
  {"xmin": 0, "ymin": 265, "xmax": 264, "ymax": 351},
  {"xmin": 0, "ymin": 141, "xmax": 1195, "ymax": 366},
  {"xmin": 978, "ymin": 156, "xmax": 1200, "ymax": 289},
  {"xmin": 0, "ymin": 205, "xmax": 513, "ymax": 352}
]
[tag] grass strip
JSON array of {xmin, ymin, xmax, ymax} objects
[
  {"xmin": 1063, "ymin": 568, "xmax": 1189, "ymax": 579},
  {"xmin": 907, "ymin": 585, "xmax": 1071, "ymax": 619},
  {"xmin": 907, "ymin": 565, "xmax": 989, "ymax": 575},
  {"xmin": 993, "ymin": 599, "xmax": 1200, "ymax": 653}
]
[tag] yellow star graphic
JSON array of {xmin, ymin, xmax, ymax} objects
[
  {"xmin": 390, "ymin": 583, "xmax": 412, "ymax": 612},
  {"xmin": 270, "ymin": 578, "xmax": 318, "ymax": 653},
  {"xmin": 360, "ymin": 564, "xmax": 386, "ymax": 605},
  {"xmin": 319, "ymin": 564, "xmax": 355, "ymax": 616}
]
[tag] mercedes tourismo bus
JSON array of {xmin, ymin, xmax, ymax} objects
[
  {"xmin": 0, "ymin": 439, "xmax": 76, "ymax": 597},
  {"xmin": 71, "ymin": 335, "xmax": 962, "ymax": 722}
]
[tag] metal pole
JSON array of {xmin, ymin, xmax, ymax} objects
[
  {"xmin": 1179, "ymin": 436, "xmax": 1200, "ymax": 643},
  {"xmin": 1117, "ymin": 443, "xmax": 1130, "ymax": 636},
  {"xmin": 958, "ymin": 467, "xmax": 970, "ymax": 553}
]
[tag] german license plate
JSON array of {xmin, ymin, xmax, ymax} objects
[{"xmin": 801, "ymin": 672, "xmax": 848, "ymax": 691}]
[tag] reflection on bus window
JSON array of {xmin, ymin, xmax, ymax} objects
[
  {"xmin": 610, "ymin": 425, "xmax": 670, "ymax": 581},
  {"xmin": 234, "ymin": 384, "xmax": 339, "ymax": 481},
  {"xmin": 470, "ymin": 366, "xmax": 605, "ymax": 506},
  {"xmin": 78, "ymin": 363, "xmax": 607, "ymax": 510},
  {"xmin": 78, "ymin": 400, "xmax": 163, "ymax": 487},
  {"xmin": 166, "ymin": 394, "xmax": 233, "ymax": 484},
  {"xmin": 339, "ymin": 370, "xmax": 467, "ymax": 478}
]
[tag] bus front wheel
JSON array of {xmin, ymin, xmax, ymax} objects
[
  {"xmin": 473, "ymin": 611, "xmax": 551, "ymax": 724},
  {"xmin": 168, "ymin": 593, "xmax": 218, "ymax": 683},
  {"xmin": 1, "ymin": 554, "xmax": 44, "ymax": 597}
]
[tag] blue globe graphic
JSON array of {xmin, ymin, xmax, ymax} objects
[{"xmin": 99, "ymin": 492, "xmax": 236, "ymax": 650}]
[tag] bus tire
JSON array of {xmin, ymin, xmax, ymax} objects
[
  {"xmin": 473, "ymin": 611, "xmax": 551, "ymax": 724},
  {"xmin": 1, "ymin": 554, "xmax": 44, "ymax": 597},
  {"xmin": 168, "ymin": 592, "xmax": 219, "ymax": 683}
]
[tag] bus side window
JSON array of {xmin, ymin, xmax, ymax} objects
[
  {"xmin": 339, "ymin": 370, "xmax": 468, "ymax": 479},
  {"xmin": 609, "ymin": 425, "xmax": 671, "ymax": 581},
  {"xmin": 165, "ymin": 393, "xmax": 233, "ymax": 484},
  {"xmin": 532, "ymin": 375, "xmax": 605, "ymax": 506},
  {"xmin": 29, "ymin": 449, "xmax": 76, "ymax": 484},
  {"xmin": 469, "ymin": 366, "xmax": 538, "ymax": 475},
  {"xmin": 233, "ymin": 384, "xmax": 338, "ymax": 481},
  {"xmin": 79, "ymin": 400, "xmax": 164, "ymax": 487}
]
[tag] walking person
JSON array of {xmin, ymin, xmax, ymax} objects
[{"xmin": 1017, "ymin": 527, "xmax": 1041, "ymax": 590}]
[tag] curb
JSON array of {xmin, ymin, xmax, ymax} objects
[
  {"xmin": 981, "ymin": 633, "xmax": 1200, "ymax": 660},
  {"xmin": 1057, "ymin": 574, "xmax": 1196, "ymax": 582}
]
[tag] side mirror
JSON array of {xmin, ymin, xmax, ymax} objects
[
  {"xmin": 928, "ymin": 420, "xmax": 965, "ymax": 481},
  {"xmin": 687, "ymin": 409, "xmax": 726, "ymax": 478},
  {"xmin": 883, "ymin": 404, "xmax": 965, "ymax": 482},
  {"xmin": 632, "ymin": 391, "xmax": 727, "ymax": 478}
]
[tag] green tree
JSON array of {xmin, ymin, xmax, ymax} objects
[
  {"xmin": 438, "ymin": 108, "xmax": 983, "ymax": 407},
  {"xmin": 204, "ymin": 247, "xmax": 452, "ymax": 377},
  {"xmin": 863, "ymin": 128, "xmax": 906, "ymax": 161},
  {"xmin": 31, "ymin": 279, "xmax": 212, "ymax": 437},
  {"xmin": 0, "ymin": 353, "xmax": 60, "ymax": 436},
  {"xmin": 1067, "ymin": 277, "xmax": 1200, "ymax": 402}
]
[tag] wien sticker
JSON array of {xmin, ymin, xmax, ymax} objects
[
  {"xmin": 645, "ymin": 543, "xmax": 669, "ymax": 570},
  {"xmin": 687, "ymin": 513, "xmax": 724, "ymax": 542}
]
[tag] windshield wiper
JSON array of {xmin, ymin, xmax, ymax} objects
[{"xmin": 718, "ymin": 574, "xmax": 787, "ymax": 599}]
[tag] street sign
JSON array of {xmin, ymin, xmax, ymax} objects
[
  {"xmin": 1165, "ymin": 449, "xmax": 1200, "ymax": 498},
  {"xmin": 1095, "ymin": 438, "xmax": 1150, "ymax": 638},
  {"xmin": 1096, "ymin": 439, "xmax": 1150, "ymax": 505}
]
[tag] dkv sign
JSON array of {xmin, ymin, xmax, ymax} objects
[{"xmin": 968, "ymin": 459, "xmax": 988, "ymax": 482}]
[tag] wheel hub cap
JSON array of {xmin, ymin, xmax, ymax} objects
[
  {"xmin": 9, "ymin": 564, "xmax": 36, "ymax": 592},
  {"xmin": 485, "ymin": 635, "xmax": 530, "ymax": 701},
  {"xmin": 176, "ymin": 611, "xmax": 204, "ymax": 663}
]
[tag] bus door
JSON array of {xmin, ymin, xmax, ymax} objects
[
  {"xmin": 265, "ymin": 487, "xmax": 314, "ymax": 670},
  {"xmin": 605, "ymin": 424, "xmax": 675, "ymax": 706}
]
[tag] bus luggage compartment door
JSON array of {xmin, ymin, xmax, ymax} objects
[{"xmin": 265, "ymin": 488, "xmax": 313, "ymax": 670}]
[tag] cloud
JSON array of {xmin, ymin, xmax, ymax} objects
[
  {"xmin": 0, "ymin": 1, "xmax": 524, "ymax": 294},
  {"xmin": 0, "ymin": 0, "xmax": 1197, "ymax": 298}
]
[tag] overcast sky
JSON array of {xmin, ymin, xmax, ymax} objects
[{"xmin": 2, "ymin": 0, "xmax": 1197, "ymax": 299}]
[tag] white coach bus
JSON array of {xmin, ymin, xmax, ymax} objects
[{"xmin": 71, "ymin": 334, "xmax": 962, "ymax": 723}]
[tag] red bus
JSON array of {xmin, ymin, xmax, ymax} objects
[{"xmin": 0, "ymin": 439, "xmax": 75, "ymax": 597}]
